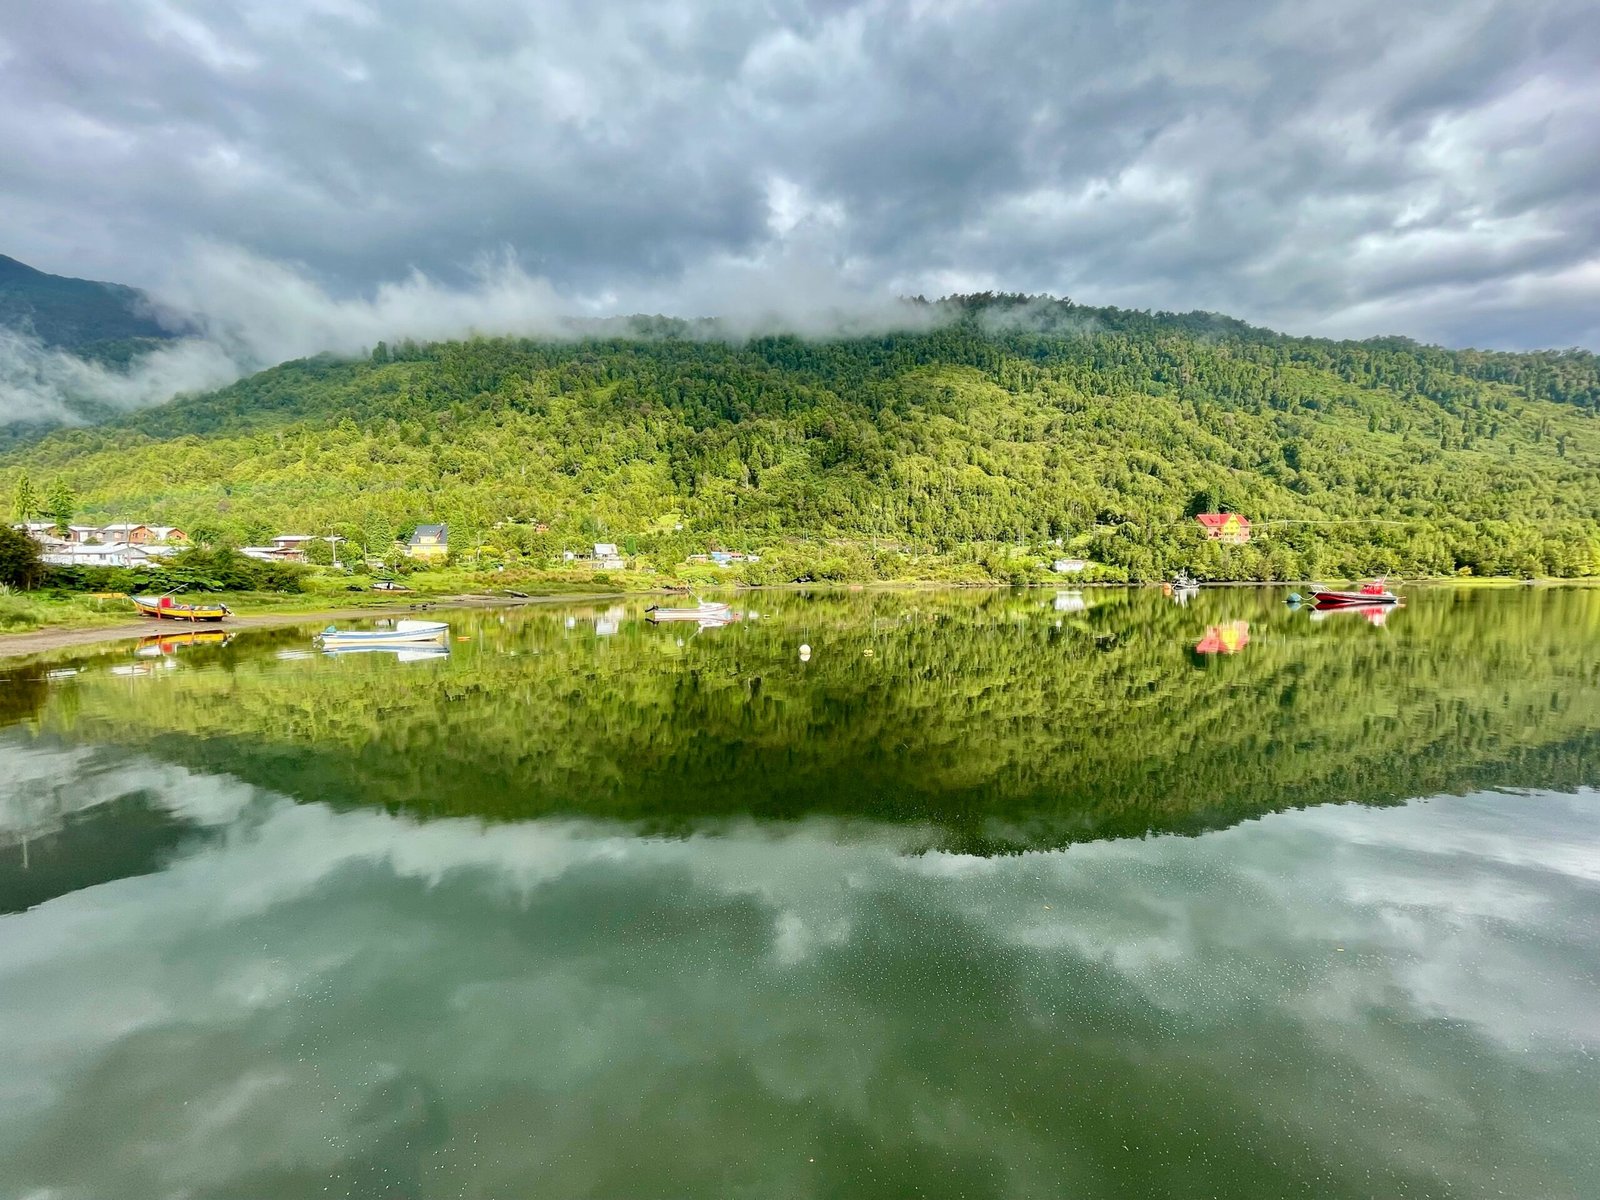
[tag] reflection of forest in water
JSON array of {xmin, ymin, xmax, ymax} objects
[{"xmin": 6, "ymin": 587, "xmax": 1598, "ymax": 852}]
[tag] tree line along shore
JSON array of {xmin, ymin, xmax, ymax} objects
[{"xmin": 3, "ymin": 297, "xmax": 1597, "ymax": 621}]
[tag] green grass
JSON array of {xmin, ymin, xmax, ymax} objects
[{"xmin": 0, "ymin": 590, "xmax": 139, "ymax": 633}]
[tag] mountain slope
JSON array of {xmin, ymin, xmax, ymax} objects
[
  {"xmin": 4, "ymin": 298, "xmax": 1598, "ymax": 580},
  {"xmin": 0, "ymin": 253, "xmax": 176, "ymax": 354}
]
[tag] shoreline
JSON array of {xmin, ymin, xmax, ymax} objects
[
  {"xmin": 0, "ymin": 592, "xmax": 632, "ymax": 663},
  {"xmin": 2, "ymin": 577, "xmax": 1595, "ymax": 664}
]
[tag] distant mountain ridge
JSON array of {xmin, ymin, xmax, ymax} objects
[{"xmin": 0, "ymin": 253, "xmax": 179, "ymax": 354}]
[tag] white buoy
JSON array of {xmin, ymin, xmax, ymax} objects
[{"xmin": 799, "ymin": 643, "xmax": 811, "ymax": 661}]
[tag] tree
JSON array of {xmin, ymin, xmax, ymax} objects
[
  {"xmin": 45, "ymin": 476, "xmax": 75, "ymax": 535},
  {"xmin": 0, "ymin": 525, "xmax": 44, "ymax": 589},
  {"xmin": 361, "ymin": 511, "xmax": 393, "ymax": 562},
  {"xmin": 11, "ymin": 470, "xmax": 38, "ymax": 523},
  {"xmin": 187, "ymin": 523, "xmax": 223, "ymax": 549}
]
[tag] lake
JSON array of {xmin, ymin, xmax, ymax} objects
[{"xmin": 2, "ymin": 586, "xmax": 1597, "ymax": 1198}]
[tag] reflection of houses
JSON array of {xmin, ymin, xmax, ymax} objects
[
  {"xmin": 1195, "ymin": 620, "xmax": 1250, "ymax": 654},
  {"xmin": 407, "ymin": 524, "xmax": 449, "ymax": 561},
  {"xmin": 1195, "ymin": 513, "xmax": 1251, "ymax": 544}
]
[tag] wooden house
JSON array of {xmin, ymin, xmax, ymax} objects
[
  {"xmin": 407, "ymin": 524, "xmax": 449, "ymax": 561},
  {"xmin": 1195, "ymin": 513, "xmax": 1251, "ymax": 544},
  {"xmin": 99, "ymin": 523, "xmax": 154, "ymax": 544}
]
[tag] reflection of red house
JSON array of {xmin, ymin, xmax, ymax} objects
[
  {"xmin": 1196, "ymin": 620, "xmax": 1250, "ymax": 654},
  {"xmin": 1196, "ymin": 513, "xmax": 1250, "ymax": 543}
]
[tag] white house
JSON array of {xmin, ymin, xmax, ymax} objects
[
  {"xmin": 1051, "ymin": 558, "xmax": 1089, "ymax": 574},
  {"xmin": 592, "ymin": 542, "xmax": 625, "ymax": 569},
  {"xmin": 39, "ymin": 542, "xmax": 160, "ymax": 568}
]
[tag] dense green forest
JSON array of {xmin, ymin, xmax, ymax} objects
[
  {"xmin": 9, "ymin": 588, "xmax": 1598, "ymax": 852},
  {"xmin": 5, "ymin": 296, "xmax": 1599, "ymax": 580}
]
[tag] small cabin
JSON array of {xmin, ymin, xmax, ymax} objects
[
  {"xmin": 266, "ymin": 535, "xmax": 315, "ymax": 563},
  {"xmin": 407, "ymin": 524, "xmax": 449, "ymax": 560},
  {"xmin": 1195, "ymin": 513, "xmax": 1251, "ymax": 544}
]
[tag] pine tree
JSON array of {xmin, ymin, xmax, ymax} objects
[
  {"xmin": 45, "ymin": 476, "xmax": 75, "ymax": 535},
  {"xmin": 10, "ymin": 470, "xmax": 38, "ymax": 523}
]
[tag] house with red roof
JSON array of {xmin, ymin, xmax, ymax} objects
[{"xmin": 1195, "ymin": 513, "xmax": 1251, "ymax": 544}]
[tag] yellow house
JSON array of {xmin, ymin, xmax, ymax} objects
[
  {"xmin": 1195, "ymin": 513, "xmax": 1251, "ymax": 544},
  {"xmin": 406, "ymin": 523, "xmax": 449, "ymax": 560}
]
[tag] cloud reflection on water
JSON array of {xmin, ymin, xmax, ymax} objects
[{"xmin": 0, "ymin": 745, "xmax": 1595, "ymax": 1199}]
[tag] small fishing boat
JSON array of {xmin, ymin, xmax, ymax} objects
[
  {"xmin": 133, "ymin": 594, "xmax": 232, "ymax": 622},
  {"xmin": 314, "ymin": 619, "xmax": 449, "ymax": 647},
  {"xmin": 371, "ymin": 579, "xmax": 412, "ymax": 592},
  {"xmin": 1311, "ymin": 581, "xmax": 1400, "ymax": 606},
  {"xmin": 1172, "ymin": 570, "xmax": 1199, "ymax": 591},
  {"xmin": 645, "ymin": 600, "xmax": 732, "ymax": 623}
]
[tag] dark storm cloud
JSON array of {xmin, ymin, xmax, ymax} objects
[{"xmin": 2, "ymin": 0, "xmax": 1598, "ymax": 356}]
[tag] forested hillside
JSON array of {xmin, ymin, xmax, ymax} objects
[
  {"xmin": 5, "ymin": 296, "xmax": 1599, "ymax": 580},
  {"xmin": 0, "ymin": 253, "xmax": 177, "ymax": 354}
]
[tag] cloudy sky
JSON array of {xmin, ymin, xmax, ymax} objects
[{"xmin": 3, "ymin": 0, "xmax": 1599, "ymax": 350}]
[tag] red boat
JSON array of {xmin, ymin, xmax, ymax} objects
[{"xmin": 1311, "ymin": 581, "xmax": 1399, "ymax": 606}]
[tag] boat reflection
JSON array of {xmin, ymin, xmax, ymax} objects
[
  {"xmin": 1311, "ymin": 602, "xmax": 1402, "ymax": 626},
  {"xmin": 320, "ymin": 644, "xmax": 451, "ymax": 663},
  {"xmin": 135, "ymin": 630, "xmax": 233, "ymax": 658}
]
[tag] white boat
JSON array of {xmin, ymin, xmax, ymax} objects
[
  {"xmin": 645, "ymin": 600, "xmax": 732, "ymax": 623},
  {"xmin": 314, "ymin": 619, "xmax": 449, "ymax": 647}
]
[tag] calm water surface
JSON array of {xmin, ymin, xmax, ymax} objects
[{"xmin": 1, "ymin": 587, "xmax": 1597, "ymax": 1199}]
